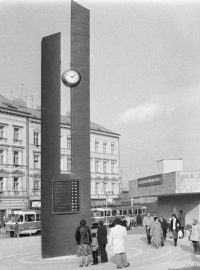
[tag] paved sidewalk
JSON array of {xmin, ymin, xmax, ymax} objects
[{"xmin": 0, "ymin": 230, "xmax": 200, "ymax": 270}]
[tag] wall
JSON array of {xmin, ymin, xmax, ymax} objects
[{"xmin": 158, "ymin": 194, "xmax": 200, "ymax": 225}]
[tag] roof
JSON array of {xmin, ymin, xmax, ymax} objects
[
  {"xmin": 0, "ymin": 94, "xmax": 120, "ymax": 136},
  {"xmin": 0, "ymin": 94, "xmax": 30, "ymax": 115}
]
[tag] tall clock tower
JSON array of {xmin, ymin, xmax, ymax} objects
[{"xmin": 41, "ymin": 0, "xmax": 90, "ymax": 258}]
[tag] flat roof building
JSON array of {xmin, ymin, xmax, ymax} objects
[{"xmin": 129, "ymin": 159, "xmax": 200, "ymax": 225}]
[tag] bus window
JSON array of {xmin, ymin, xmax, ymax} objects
[
  {"xmin": 138, "ymin": 209, "xmax": 142, "ymax": 214},
  {"xmin": 17, "ymin": 215, "xmax": 23, "ymax": 222},
  {"xmin": 142, "ymin": 208, "xmax": 146, "ymax": 214},
  {"xmin": 100, "ymin": 211, "xmax": 104, "ymax": 217},
  {"xmin": 36, "ymin": 214, "xmax": 41, "ymax": 221},
  {"xmin": 128, "ymin": 209, "xmax": 132, "ymax": 215},
  {"xmin": 123, "ymin": 210, "xmax": 127, "ymax": 215},
  {"xmin": 119, "ymin": 210, "xmax": 123, "ymax": 216},
  {"xmin": 106, "ymin": 210, "xmax": 111, "ymax": 217},
  {"xmin": 25, "ymin": 214, "xmax": 35, "ymax": 222},
  {"xmin": 134, "ymin": 209, "xmax": 137, "ymax": 215},
  {"xmin": 112, "ymin": 210, "xmax": 117, "ymax": 216}
]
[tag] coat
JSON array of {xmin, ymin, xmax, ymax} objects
[
  {"xmin": 75, "ymin": 225, "xmax": 92, "ymax": 245},
  {"xmin": 190, "ymin": 224, "xmax": 200, "ymax": 241},
  {"xmin": 178, "ymin": 213, "xmax": 185, "ymax": 227},
  {"xmin": 160, "ymin": 218, "xmax": 168, "ymax": 232},
  {"xmin": 109, "ymin": 224, "xmax": 127, "ymax": 254},
  {"xmin": 170, "ymin": 218, "xmax": 180, "ymax": 232},
  {"xmin": 150, "ymin": 222, "xmax": 163, "ymax": 243},
  {"xmin": 97, "ymin": 225, "xmax": 107, "ymax": 245}
]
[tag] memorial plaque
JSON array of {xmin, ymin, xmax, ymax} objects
[{"xmin": 52, "ymin": 180, "xmax": 79, "ymax": 214}]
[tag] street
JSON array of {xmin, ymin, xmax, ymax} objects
[{"xmin": 0, "ymin": 228, "xmax": 200, "ymax": 270}]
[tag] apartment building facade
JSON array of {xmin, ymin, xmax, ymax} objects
[{"xmin": 0, "ymin": 95, "xmax": 121, "ymax": 220}]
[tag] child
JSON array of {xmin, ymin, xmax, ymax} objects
[
  {"xmin": 189, "ymin": 218, "xmax": 200, "ymax": 255},
  {"xmin": 91, "ymin": 232, "xmax": 98, "ymax": 265}
]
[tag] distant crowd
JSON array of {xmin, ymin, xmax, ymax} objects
[{"xmin": 75, "ymin": 209, "xmax": 200, "ymax": 268}]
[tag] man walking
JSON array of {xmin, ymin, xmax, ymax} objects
[
  {"xmin": 97, "ymin": 220, "xmax": 108, "ymax": 263},
  {"xmin": 143, "ymin": 212, "xmax": 154, "ymax": 244},
  {"xmin": 178, "ymin": 210, "xmax": 185, "ymax": 238}
]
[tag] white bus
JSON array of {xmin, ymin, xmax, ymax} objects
[
  {"xmin": 5, "ymin": 209, "xmax": 41, "ymax": 236},
  {"xmin": 91, "ymin": 205, "xmax": 147, "ymax": 228}
]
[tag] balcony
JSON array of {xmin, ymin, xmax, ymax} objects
[{"xmin": 0, "ymin": 189, "xmax": 28, "ymax": 197}]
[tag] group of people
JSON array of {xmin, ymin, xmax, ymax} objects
[
  {"xmin": 142, "ymin": 210, "xmax": 200, "ymax": 255},
  {"xmin": 75, "ymin": 218, "xmax": 130, "ymax": 268},
  {"xmin": 143, "ymin": 211, "xmax": 184, "ymax": 248},
  {"xmin": 75, "ymin": 210, "xmax": 200, "ymax": 267},
  {"xmin": 75, "ymin": 219, "xmax": 108, "ymax": 267}
]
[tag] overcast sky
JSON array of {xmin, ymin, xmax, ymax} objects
[{"xmin": 1, "ymin": 0, "xmax": 200, "ymax": 189}]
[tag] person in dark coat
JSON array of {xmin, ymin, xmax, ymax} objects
[
  {"xmin": 75, "ymin": 219, "xmax": 92, "ymax": 267},
  {"xmin": 159, "ymin": 216, "xmax": 169, "ymax": 242},
  {"xmin": 137, "ymin": 214, "xmax": 142, "ymax": 227},
  {"xmin": 97, "ymin": 220, "xmax": 108, "ymax": 263},
  {"xmin": 170, "ymin": 214, "xmax": 180, "ymax": 247}
]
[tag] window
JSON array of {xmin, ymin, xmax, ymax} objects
[
  {"xmin": 0, "ymin": 177, "xmax": 3, "ymax": 192},
  {"xmin": 103, "ymin": 161, "xmax": 107, "ymax": 174},
  {"xmin": 112, "ymin": 183, "xmax": 115, "ymax": 194},
  {"xmin": 95, "ymin": 160, "xmax": 100, "ymax": 173},
  {"xmin": 25, "ymin": 214, "xmax": 35, "ymax": 222},
  {"xmin": 33, "ymin": 132, "xmax": 39, "ymax": 146},
  {"xmin": 95, "ymin": 141, "xmax": 99, "ymax": 153},
  {"xmin": 0, "ymin": 150, "xmax": 4, "ymax": 164},
  {"xmin": 13, "ymin": 151, "xmax": 19, "ymax": 165},
  {"xmin": 111, "ymin": 143, "xmax": 115, "ymax": 155},
  {"xmin": 0, "ymin": 126, "xmax": 4, "ymax": 138},
  {"xmin": 103, "ymin": 142, "xmax": 107, "ymax": 154},
  {"xmin": 13, "ymin": 177, "xmax": 19, "ymax": 194},
  {"xmin": 104, "ymin": 182, "xmax": 108, "ymax": 193},
  {"xmin": 111, "ymin": 161, "xmax": 116, "ymax": 173},
  {"xmin": 36, "ymin": 214, "xmax": 41, "ymax": 221},
  {"xmin": 67, "ymin": 137, "xmax": 71, "ymax": 149},
  {"xmin": 33, "ymin": 179, "xmax": 39, "ymax": 192},
  {"xmin": 33, "ymin": 154, "xmax": 39, "ymax": 169},
  {"xmin": 67, "ymin": 156, "xmax": 71, "ymax": 172},
  {"xmin": 96, "ymin": 183, "xmax": 100, "ymax": 195},
  {"xmin": 14, "ymin": 127, "xmax": 20, "ymax": 141}
]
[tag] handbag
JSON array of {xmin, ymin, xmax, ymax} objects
[{"xmin": 178, "ymin": 230, "xmax": 183, "ymax": 239}]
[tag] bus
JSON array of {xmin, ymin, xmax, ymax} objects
[
  {"xmin": 5, "ymin": 209, "xmax": 41, "ymax": 236},
  {"xmin": 91, "ymin": 205, "xmax": 147, "ymax": 228}
]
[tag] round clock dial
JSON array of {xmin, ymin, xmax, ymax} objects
[{"xmin": 61, "ymin": 69, "xmax": 81, "ymax": 87}]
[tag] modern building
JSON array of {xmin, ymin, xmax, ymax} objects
[
  {"xmin": 0, "ymin": 94, "xmax": 121, "ymax": 220},
  {"xmin": 129, "ymin": 159, "xmax": 200, "ymax": 225}
]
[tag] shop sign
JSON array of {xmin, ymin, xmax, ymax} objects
[{"xmin": 138, "ymin": 174, "xmax": 162, "ymax": 187}]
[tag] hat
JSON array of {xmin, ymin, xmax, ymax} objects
[{"xmin": 193, "ymin": 218, "xmax": 198, "ymax": 224}]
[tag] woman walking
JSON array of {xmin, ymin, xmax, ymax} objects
[
  {"xmin": 75, "ymin": 219, "xmax": 92, "ymax": 267},
  {"xmin": 150, "ymin": 217, "xmax": 163, "ymax": 248}
]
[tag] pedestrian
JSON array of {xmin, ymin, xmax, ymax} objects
[
  {"xmin": 109, "ymin": 217, "xmax": 130, "ymax": 269},
  {"xmin": 178, "ymin": 210, "xmax": 185, "ymax": 238},
  {"xmin": 121, "ymin": 216, "xmax": 127, "ymax": 228},
  {"xmin": 91, "ymin": 232, "xmax": 98, "ymax": 265},
  {"xmin": 137, "ymin": 213, "xmax": 142, "ymax": 227},
  {"xmin": 75, "ymin": 219, "xmax": 92, "ymax": 267},
  {"xmin": 150, "ymin": 216, "xmax": 163, "ymax": 248},
  {"xmin": 97, "ymin": 220, "xmax": 108, "ymax": 263},
  {"xmin": 189, "ymin": 218, "xmax": 200, "ymax": 255},
  {"xmin": 14, "ymin": 222, "xmax": 19, "ymax": 237},
  {"xmin": 143, "ymin": 212, "xmax": 154, "ymax": 244},
  {"xmin": 159, "ymin": 216, "xmax": 169, "ymax": 242},
  {"xmin": 170, "ymin": 213, "xmax": 180, "ymax": 247},
  {"xmin": 126, "ymin": 216, "xmax": 131, "ymax": 230}
]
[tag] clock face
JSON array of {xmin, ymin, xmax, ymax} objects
[{"xmin": 61, "ymin": 69, "xmax": 81, "ymax": 87}]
